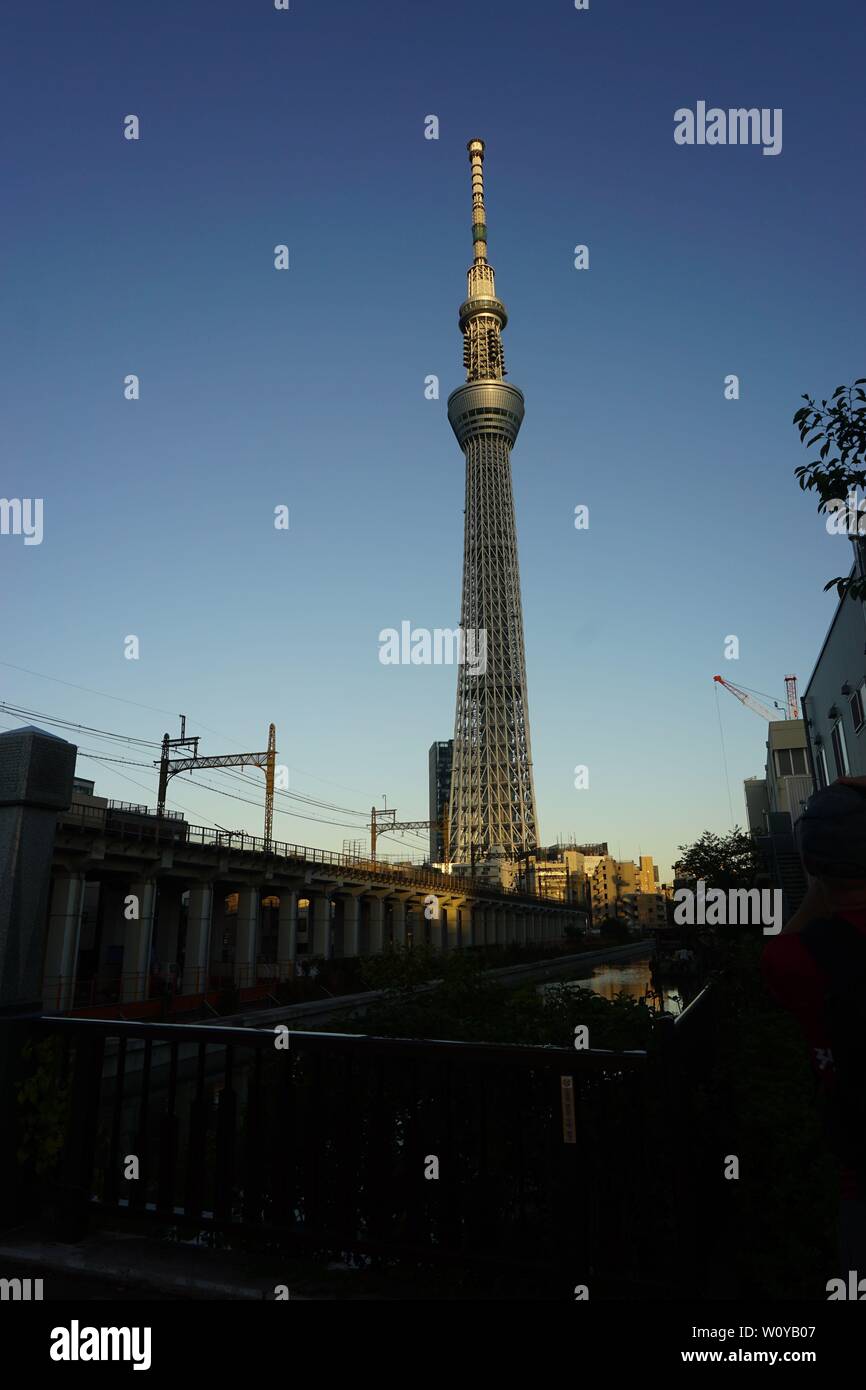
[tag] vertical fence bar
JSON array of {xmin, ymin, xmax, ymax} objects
[
  {"xmin": 105, "ymin": 1035, "xmax": 128, "ymax": 1207},
  {"xmin": 157, "ymin": 1039, "xmax": 179, "ymax": 1215},
  {"xmin": 56, "ymin": 1030, "xmax": 106, "ymax": 1240},
  {"xmin": 185, "ymin": 1042, "xmax": 208, "ymax": 1222}
]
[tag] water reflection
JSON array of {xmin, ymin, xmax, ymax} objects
[{"xmin": 538, "ymin": 955, "xmax": 687, "ymax": 1016}]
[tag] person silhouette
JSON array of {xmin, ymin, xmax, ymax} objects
[{"xmin": 763, "ymin": 779, "xmax": 866, "ymax": 1285}]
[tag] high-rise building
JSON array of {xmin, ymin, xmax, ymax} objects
[
  {"xmin": 587, "ymin": 855, "xmax": 666, "ymax": 929},
  {"xmin": 428, "ymin": 740, "xmax": 453, "ymax": 863},
  {"xmin": 446, "ymin": 139, "xmax": 538, "ymax": 866}
]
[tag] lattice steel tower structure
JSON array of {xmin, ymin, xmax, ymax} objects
[{"xmin": 446, "ymin": 139, "xmax": 538, "ymax": 864}]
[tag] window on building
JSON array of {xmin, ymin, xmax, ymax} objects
[
  {"xmin": 774, "ymin": 747, "xmax": 808, "ymax": 776},
  {"xmin": 854, "ymin": 684, "xmax": 866, "ymax": 733},
  {"xmin": 831, "ymin": 720, "xmax": 850, "ymax": 778}
]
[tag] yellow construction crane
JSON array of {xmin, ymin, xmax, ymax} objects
[{"xmin": 261, "ymin": 722, "xmax": 276, "ymax": 845}]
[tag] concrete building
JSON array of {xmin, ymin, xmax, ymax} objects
[
  {"xmin": 586, "ymin": 854, "xmax": 665, "ymax": 931},
  {"xmin": 520, "ymin": 844, "xmax": 612, "ymax": 910},
  {"xmin": 428, "ymin": 740, "xmax": 453, "ymax": 864},
  {"xmin": 741, "ymin": 719, "xmax": 813, "ymax": 833},
  {"xmin": 802, "ymin": 560, "xmax": 866, "ymax": 785},
  {"xmin": 765, "ymin": 720, "xmax": 812, "ymax": 823},
  {"xmin": 744, "ymin": 777, "xmax": 771, "ymax": 835},
  {"xmin": 741, "ymin": 718, "xmax": 812, "ymax": 918}
]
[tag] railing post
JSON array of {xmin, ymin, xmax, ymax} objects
[{"xmin": 54, "ymin": 1028, "xmax": 106, "ymax": 1240}]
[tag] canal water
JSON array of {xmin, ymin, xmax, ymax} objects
[{"xmin": 537, "ymin": 952, "xmax": 689, "ymax": 1016}]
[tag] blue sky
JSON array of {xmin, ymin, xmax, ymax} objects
[{"xmin": 2, "ymin": 0, "xmax": 864, "ymax": 876}]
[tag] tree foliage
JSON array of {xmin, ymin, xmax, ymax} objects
[
  {"xmin": 353, "ymin": 946, "xmax": 654, "ymax": 1049},
  {"xmin": 793, "ymin": 379, "xmax": 866, "ymax": 599},
  {"xmin": 676, "ymin": 828, "xmax": 764, "ymax": 891}
]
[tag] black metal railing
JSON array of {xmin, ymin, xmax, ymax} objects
[{"xmin": 4, "ymin": 1008, "xmax": 708, "ymax": 1294}]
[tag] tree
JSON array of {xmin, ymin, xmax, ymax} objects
[
  {"xmin": 676, "ymin": 828, "xmax": 764, "ymax": 891},
  {"xmin": 793, "ymin": 379, "xmax": 866, "ymax": 599}
]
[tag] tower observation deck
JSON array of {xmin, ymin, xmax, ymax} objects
[{"xmin": 447, "ymin": 139, "xmax": 539, "ymax": 865}]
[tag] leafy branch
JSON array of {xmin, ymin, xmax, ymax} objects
[{"xmin": 793, "ymin": 380, "xmax": 866, "ymax": 599}]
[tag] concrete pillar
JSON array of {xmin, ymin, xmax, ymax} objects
[
  {"xmin": 428, "ymin": 900, "xmax": 446, "ymax": 952},
  {"xmin": 122, "ymin": 880, "xmax": 156, "ymax": 1002},
  {"xmin": 367, "ymin": 896, "xmax": 385, "ymax": 954},
  {"xmin": 405, "ymin": 901, "xmax": 418, "ymax": 948},
  {"xmin": 0, "ymin": 726, "xmax": 77, "ymax": 1013},
  {"xmin": 392, "ymin": 898, "xmax": 406, "ymax": 948},
  {"xmin": 209, "ymin": 891, "xmax": 231, "ymax": 975},
  {"xmin": 235, "ymin": 886, "xmax": 260, "ymax": 987},
  {"xmin": 342, "ymin": 895, "xmax": 361, "ymax": 956},
  {"xmin": 461, "ymin": 903, "xmax": 474, "ymax": 948},
  {"xmin": 277, "ymin": 890, "xmax": 298, "ymax": 978},
  {"xmin": 43, "ymin": 873, "xmax": 86, "ymax": 1011},
  {"xmin": 475, "ymin": 907, "xmax": 486, "ymax": 946},
  {"xmin": 183, "ymin": 884, "xmax": 213, "ymax": 994},
  {"xmin": 445, "ymin": 905, "xmax": 459, "ymax": 952},
  {"xmin": 154, "ymin": 884, "xmax": 183, "ymax": 976},
  {"xmin": 312, "ymin": 895, "xmax": 332, "ymax": 958},
  {"xmin": 96, "ymin": 884, "xmax": 124, "ymax": 982}
]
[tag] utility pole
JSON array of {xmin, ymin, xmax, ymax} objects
[
  {"xmin": 262, "ymin": 723, "xmax": 276, "ymax": 846},
  {"xmin": 157, "ymin": 717, "xmax": 200, "ymax": 817},
  {"xmin": 155, "ymin": 717, "xmax": 275, "ymax": 838},
  {"xmin": 368, "ymin": 801, "xmax": 443, "ymax": 864}
]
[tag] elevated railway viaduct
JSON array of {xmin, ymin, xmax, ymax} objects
[{"xmin": 45, "ymin": 802, "xmax": 585, "ymax": 1011}]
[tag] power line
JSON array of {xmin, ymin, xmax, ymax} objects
[
  {"xmin": 0, "ymin": 660, "xmax": 371, "ymax": 798},
  {"xmin": 3, "ymin": 699, "xmax": 432, "ymax": 848},
  {"xmin": 0, "ymin": 700, "xmax": 370, "ymax": 815},
  {"xmin": 82, "ymin": 755, "xmax": 225, "ymax": 827},
  {"xmin": 0, "ymin": 660, "xmax": 188, "ymax": 718},
  {"xmin": 158, "ymin": 773, "xmax": 379, "ymax": 833},
  {"xmin": 0, "ymin": 702, "xmax": 161, "ymax": 749},
  {"xmin": 204, "ymin": 765, "xmax": 369, "ymax": 818}
]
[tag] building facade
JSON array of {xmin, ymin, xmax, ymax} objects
[
  {"xmin": 428, "ymin": 740, "xmax": 453, "ymax": 864},
  {"xmin": 802, "ymin": 566, "xmax": 866, "ymax": 785}
]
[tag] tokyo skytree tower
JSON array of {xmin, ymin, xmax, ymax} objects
[{"xmin": 446, "ymin": 139, "xmax": 538, "ymax": 865}]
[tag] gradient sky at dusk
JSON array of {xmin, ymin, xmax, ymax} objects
[{"xmin": 2, "ymin": 0, "xmax": 864, "ymax": 876}]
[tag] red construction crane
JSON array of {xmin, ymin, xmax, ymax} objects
[
  {"xmin": 713, "ymin": 675, "xmax": 791, "ymax": 722},
  {"xmin": 785, "ymin": 675, "xmax": 800, "ymax": 720}
]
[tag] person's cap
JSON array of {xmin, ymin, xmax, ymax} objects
[{"xmin": 796, "ymin": 783, "xmax": 866, "ymax": 878}]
